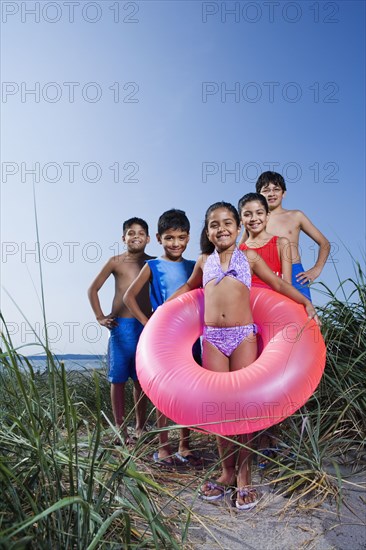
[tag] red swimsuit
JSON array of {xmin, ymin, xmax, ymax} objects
[{"xmin": 239, "ymin": 236, "xmax": 282, "ymax": 289}]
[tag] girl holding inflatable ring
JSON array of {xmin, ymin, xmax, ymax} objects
[{"xmin": 168, "ymin": 201, "xmax": 319, "ymax": 510}]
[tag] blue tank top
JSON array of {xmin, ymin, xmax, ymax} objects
[{"xmin": 147, "ymin": 258, "xmax": 196, "ymax": 310}]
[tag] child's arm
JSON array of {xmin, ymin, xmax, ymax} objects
[
  {"xmin": 167, "ymin": 256, "xmax": 204, "ymax": 301},
  {"xmin": 88, "ymin": 258, "xmax": 117, "ymax": 328},
  {"xmin": 297, "ymin": 212, "xmax": 331, "ymax": 284},
  {"xmin": 245, "ymin": 250, "xmax": 320, "ymax": 325},
  {"xmin": 278, "ymin": 236, "xmax": 292, "ymax": 284},
  {"xmin": 123, "ymin": 263, "xmax": 152, "ymax": 326}
]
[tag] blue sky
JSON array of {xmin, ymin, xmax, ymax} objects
[{"xmin": 1, "ymin": 0, "xmax": 365, "ymax": 354}]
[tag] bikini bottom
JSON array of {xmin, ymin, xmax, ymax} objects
[{"xmin": 203, "ymin": 323, "xmax": 258, "ymax": 358}]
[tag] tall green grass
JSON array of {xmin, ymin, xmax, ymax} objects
[
  {"xmin": 1, "ymin": 258, "xmax": 365, "ymax": 546},
  {"xmin": 317, "ymin": 262, "xmax": 366, "ymax": 427},
  {"xmin": 1, "ymin": 188, "xmax": 195, "ymax": 548},
  {"xmin": 258, "ymin": 260, "xmax": 366, "ymax": 499},
  {"xmin": 0, "ymin": 330, "xmax": 189, "ymax": 549}
]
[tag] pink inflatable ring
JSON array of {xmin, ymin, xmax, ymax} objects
[{"xmin": 136, "ymin": 288, "xmax": 326, "ymax": 435}]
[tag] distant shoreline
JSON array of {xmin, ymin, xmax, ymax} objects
[{"xmin": 26, "ymin": 354, "xmax": 106, "ymax": 361}]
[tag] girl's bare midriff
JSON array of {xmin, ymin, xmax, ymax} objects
[{"xmin": 204, "ymin": 277, "xmax": 253, "ymax": 327}]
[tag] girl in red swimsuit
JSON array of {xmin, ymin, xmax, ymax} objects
[
  {"xmin": 238, "ymin": 192, "xmax": 292, "ymax": 288},
  {"xmin": 238, "ymin": 192, "xmax": 294, "ymax": 467}
]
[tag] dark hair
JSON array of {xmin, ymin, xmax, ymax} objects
[
  {"xmin": 238, "ymin": 192, "xmax": 269, "ymax": 214},
  {"xmin": 200, "ymin": 201, "xmax": 240, "ymax": 255},
  {"xmin": 157, "ymin": 209, "xmax": 190, "ymax": 236},
  {"xmin": 255, "ymin": 171, "xmax": 286, "ymax": 193},
  {"xmin": 123, "ymin": 217, "xmax": 149, "ymax": 235}
]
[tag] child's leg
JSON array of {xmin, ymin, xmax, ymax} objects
[
  {"xmin": 110, "ymin": 382, "xmax": 126, "ymax": 433},
  {"xmin": 236, "ymin": 434, "xmax": 258, "ymax": 508},
  {"xmin": 231, "ymin": 332, "xmax": 259, "ymax": 506},
  {"xmin": 156, "ymin": 409, "xmax": 173, "ymax": 460},
  {"xmin": 177, "ymin": 428, "xmax": 202, "ymax": 465},
  {"xmin": 230, "ymin": 328, "xmax": 257, "ymax": 371},
  {"xmin": 178, "ymin": 427, "xmax": 191, "ymax": 455},
  {"xmin": 201, "ymin": 435, "xmax": 236, "ymax": 497},
  {"xmin": 236, "ymin": 433, "xmax": 258, "ymax": 507},
  {"xmin": 202, "ymin": 338, "xmax": 230, "ymax": 372},
  {"xmin": 236, "ymin": 434, "xmax": 252, "ymax": 486},
  {"xmin": 201, "ymin": 338, "xmax": 235, "ymax": 496},
  {"xmin": 108, "ymin": 318, "xmax": 141, "ymax": 442},
  {"xmin": 133, "ymin": 379, "xmax": 147, "ymax": 438},
  {"xmin": 217, "ymin": 435, "xmax": 237, "ymax": 483}
]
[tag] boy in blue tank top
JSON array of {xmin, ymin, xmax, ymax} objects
[{"xmin": 124, "ymin": 209, "xmax": 201, "ymax": 467}]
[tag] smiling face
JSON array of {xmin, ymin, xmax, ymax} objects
[
  {"xmin": 206, "ymin": 207, "xmax": 240, "ymax": 251},
  {"xmin": 259, "ymin": 182, "xmax": 285, "ymax": 211},
  {"xmin": 157, "ymin": 228, "xmax": 190, "ymax": 261},
  {"xmin": 240, "ymin": 200, "xmax": 269, "ymax": 237},
  {"xmin": 122, "ymin": 223, "xmax": 150, "ymax": 253}
]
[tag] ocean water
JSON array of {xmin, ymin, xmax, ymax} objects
[{"xmin": 26, "ymin": 356, "xmax": 107, "ymax": 373}]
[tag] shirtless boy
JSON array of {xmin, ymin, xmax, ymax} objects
[
  {"xmin": 88, "ymin": 217, "xmax": 154, "ymax": 442},
  {"xmin": 252, "ymin": 171, "xmax": 330, "ymax": 300}
]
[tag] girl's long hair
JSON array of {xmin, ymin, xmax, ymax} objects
[{"xmin": 200, "ymin": 201, "xmax": 240, "ymax": 254}]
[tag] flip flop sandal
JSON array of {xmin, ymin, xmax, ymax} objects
[
  {"xmin": 235, "ymin": 487, "xmax": 260, "ymax": 510},
  {"xmin": 200, "ymin": 481, "xmax": 233, "ymax": 501},
  {"xmin": 175, "ymin": 451, "xmax": 203, "ymax": 466},
  {"xmin": 152, "ymin": 451, "xmax": 183, "ymax": 468}
]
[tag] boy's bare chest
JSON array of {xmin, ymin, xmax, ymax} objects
[
  {"xmin": 114, "ymin": 259, "xmax": 144, "ymax": 283},
  {"xmin": 267, "ymin": 216, "xmax": 299, "ymax": 241}
]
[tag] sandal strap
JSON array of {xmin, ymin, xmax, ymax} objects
[
  {"xmin": 205, "ymin": 481, "xmax": 226, "ymax": 493},
  {"xmin": 238, "ymin": 487, "xmax": 257, "ymax": 498},
  {"xmin": 202, "ymin": 480, "xmax": 234, "ymax": 494}
]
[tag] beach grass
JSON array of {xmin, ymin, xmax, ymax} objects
[
  {"xmin": 257, "ymin": 260, "xmax": 365, "ymax": 501},
  {"xmin": 1, "ymin": 260, "xmax": 365, "ymax": 547},
  {"xmin": 0, "ymin": 338, "xmax": 191, "ymax": 548}
]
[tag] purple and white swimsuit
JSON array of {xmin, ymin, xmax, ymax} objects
[{"xmin": 203, "ymin": 247, "xmax": 258, "ymax": 357}]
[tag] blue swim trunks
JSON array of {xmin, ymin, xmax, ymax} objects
[
  {"xmin": 107, "ymin": 318, "xmax": 144, "ymax": 383},
  {"xmin": 292, "ymin": 263, "xmax": 312, "ymax": 301}
]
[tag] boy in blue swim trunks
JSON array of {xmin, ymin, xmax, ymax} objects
[
  {"xmin": 88, "ymin": 217, "xmax": 154, "ymax": 444},
  {"xmin": 124, "ymin": 209, "xmax": 201, "ymax": 466},
  {"xmin": 255, "ymin": 171, "xmax": 330, "ymax": 300}
]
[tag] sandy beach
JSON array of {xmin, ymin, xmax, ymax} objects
[
  {"xmin": 137, "ymin": 433, "xmax": 366, "ymax": 549},
  {"xmin": 185, "ymin": 469, "xmax": 365, "ymax": 549}
]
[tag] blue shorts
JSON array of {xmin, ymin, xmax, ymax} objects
[
  {"xmin": 292, "ymin": 263, "xmax": 312, "ymax": 302},
  {"xmin": 107, "ymin": 318, "xmax": 144, "ymax": 383}
]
